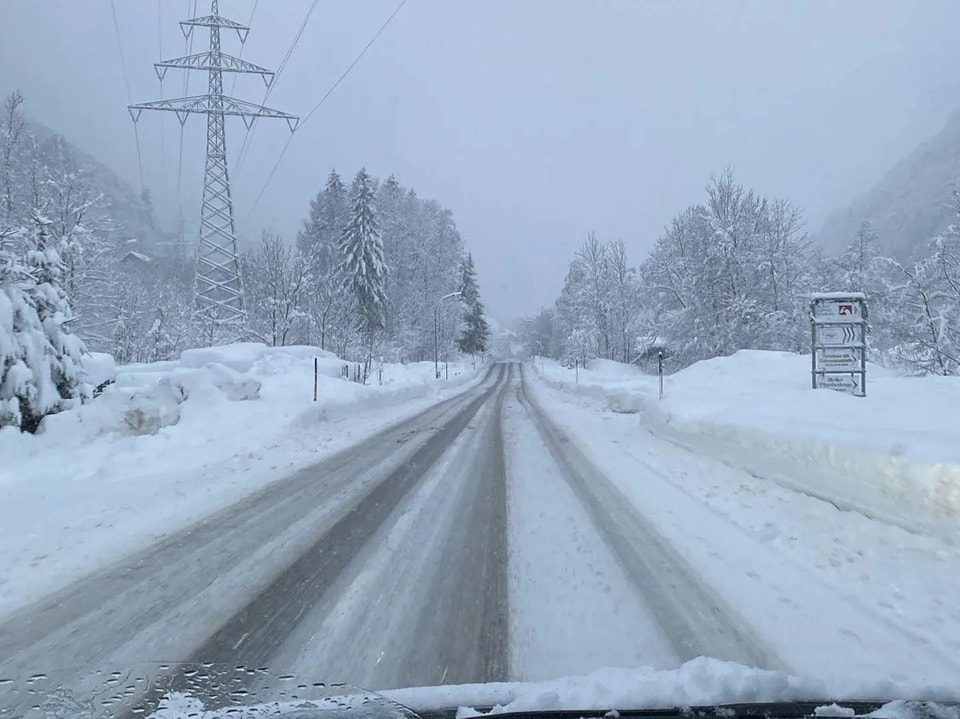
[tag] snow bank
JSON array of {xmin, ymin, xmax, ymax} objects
[
  {"xmin": 0, "ymin": 344, "xmax": 484, "ymax": 617},
  {"xmin": 535, "ymin": 351, "xmax": 960, "ymax": 536},
  {"xmin": 80, "ymin": 351, "xmax": 116, "ymax": 388}
]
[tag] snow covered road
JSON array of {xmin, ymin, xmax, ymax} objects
[{"xmin": 2, "ymin": 360, "xmax": 959, "ymax": 714}]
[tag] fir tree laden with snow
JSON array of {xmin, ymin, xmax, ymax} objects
[
  {"xmin": 24, "ymin": 214, "xmax": 87, "ymax": 424},
  {"xmin": 338, "ymin": 168, "xmax": 387, "ymax": 352},
  {"xmin": 0, "ymin": 215, "xmax": 87, "ymax": 431},
  {"xmin": 457, "ymin": 253, "xmax": 489, "ymax": 354}
]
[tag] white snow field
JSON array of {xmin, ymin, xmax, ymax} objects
[
  {"xmin": 0, "ymin": 343, "xmax": 483, "ymax": 617},
  {"xmin": 527, "ymin": 353, "xmax": 960, "ymax": 687}
]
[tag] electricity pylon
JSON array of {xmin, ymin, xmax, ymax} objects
[{"xmin": 129, "ymin": 0, "xmax": 298, "ymax": 337}]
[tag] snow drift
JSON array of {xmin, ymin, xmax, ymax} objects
[
  {"xmin": 0, "ymin": 343, "xmax": 483, "ymax": 617},
  {"xmin": 535, "ymin": 350, "xmax": 960, "ymax": 536}
]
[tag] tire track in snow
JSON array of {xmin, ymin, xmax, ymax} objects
[
  {"xmin": 518, "ymin": 365, "xmax": 783, "ymax": 670},
  {"xmin": 0, "ymin": 365, "xmax": 506, "ymax": 714},
  {"xmin": 504, "ymin": 372, "xmax": 680, "ymax": 679}
]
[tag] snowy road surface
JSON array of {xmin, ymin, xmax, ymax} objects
[{"xmin": 1, "ymin": 361, "xmax": 958, "ymax": 712}]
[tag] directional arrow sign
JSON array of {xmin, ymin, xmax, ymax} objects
[
  {"xmin": 818, "ymin": 349, "xmax": 861, "ymax": 371},
  {"xmin": 817, "ymin": 373, "xmax": 860, "ymax": 394},
  {"xmin": 816, "ymin": 324, "xmax": 862, "ymax": 346}
]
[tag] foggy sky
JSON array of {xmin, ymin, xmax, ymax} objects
[{"xmin": 4, "ymin": 1, "xmax": 960, "ymax": 322}]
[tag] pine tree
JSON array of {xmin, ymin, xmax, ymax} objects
[
  {"xmin": 339, "ymin": 168, "xmax": 387, "ymax": 349},
  {"xmin": 1, "ymin": 216, "xmax": 87, "ymax": 431},
  {"xmin": 299, "ymin": 170, "xmax": 348, "ymax": 277},
  {"xmin": 0, "ymin": 226, "xmax": 30, "ymax": 428},
  {"xmin": 24, "ymin": 214, "xmax": 87, "ymax": 419},
  {"xmin": 457, "ymin": 253, "xmax": 489, "ymax": 354}
]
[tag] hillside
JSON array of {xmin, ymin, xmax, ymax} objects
[
  {"xmin": 815, "ymin": 107, "xmax": 960, "ymax": 261},
  {"xmin": 17, "ymin": 114, "xmax": 173, "ymax": 256}
]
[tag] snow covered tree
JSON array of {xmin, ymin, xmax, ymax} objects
[
  {"xmin": 297, "ymin": 170, "xmax": 356, "ymax": 352},
  {"xmin": 0, "ymin": 215, "xmax": 87, "ymax": 432},
  {"xmin": 339, "ymin": 168, "xmax": 387, "ymax": 350},
  {"xmin": 632, "ymin": 170, "xmax": 816, "ymax": 367},
  {"xmin": 522, "ymin": 307, "xmax": 560, "ymax": 359},
  {"xmin": 25, "ymin": 215, "xmax": 86, "ymax": 407},
  {"xmin": 882, "ymin": 255, "xmax": 958, "ymax": 374},
  {"xmin": 457, "ymin": 253, "xmax": 489, "ymax": 354},
  {"xmin": 294, "ymin": 168, "xmax": 471, "ymax": 361},
  {"xmin": 244, "ymin": 231, "xmax": 309, "ymax": 347},
  {"xmin": 0, "ymin": 227, "xmax": 30, "ymax": 427},
  {"xmin": 1, "ymin": 92, "xmax": 26, "ymax": 225}
]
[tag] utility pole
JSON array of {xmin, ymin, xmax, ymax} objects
[{"xmin": 129, "ymin": 0, "xmax": 298, "ymax": 339}]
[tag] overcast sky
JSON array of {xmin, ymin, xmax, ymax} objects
[{"xmin": 4, "ymin": 1, "xmax": 960, "ymax": 322}]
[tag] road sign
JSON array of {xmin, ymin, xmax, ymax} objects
[
  {"xmin": 817, "ymin": 349, "xmax": 861, "ymax": 372},
  {"xmin": 813, "ymin": 298, "xmax": 863, "ymax": 321},
  {"xmin": 815, "ymin": 323, "xmax": 862, "ymax": 347},
  {"xmin": 817, "ymin": 373, "xmax": 861, "ymax": 393},
  {"xmin": 810, "ymin": 293, "xmax": 867, "ymax": 397}
]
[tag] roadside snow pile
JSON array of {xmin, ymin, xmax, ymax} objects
[
  {"xmin": 0, "ymin": 343, "xmax": 482, "ymax": 617},
  {"xmin": 535, "ymin": 351, "xmax": 960, "ymax": 534}
]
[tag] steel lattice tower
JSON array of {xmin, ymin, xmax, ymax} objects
[{"xmin": 129, "ymin": 0, "xmax": 298, "ymax": 334}]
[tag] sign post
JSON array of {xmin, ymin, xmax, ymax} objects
[
  {"xmin": 810, "ymin": 293, "xmax": 867, "ymax": 397},
  {"xmin": 658, "ymin": 351, "xmax": 664, "ymax": 400}
]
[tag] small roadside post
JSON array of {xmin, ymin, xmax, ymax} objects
[
  {"xmin": 810, "ymin": 292, "xmax": 868, "ymax": 397},
  {"xmin": 657, "ymin": 351, "xmax": 664, "ymax": 401},
  {"xmin": 313, "ymin": 357, "xmax": 318, "ymax": 401},
  {"xmin": 575, "ymin": 358, "xmax": 579, "ymax": 385}
]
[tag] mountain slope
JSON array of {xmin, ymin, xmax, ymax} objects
[
  {"xmin": 816, "ymin": 107, "xmax": 960, "ymax": 261},
  {"xmin": 24, "ymin": 117, "xmax": 166, "ymax": 249}
]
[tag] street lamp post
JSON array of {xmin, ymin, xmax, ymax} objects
[{"xmin": 435, "ymin": 291, "xmax": 462, "ymax": 379}]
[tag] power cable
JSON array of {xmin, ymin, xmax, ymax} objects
[
  {"xmin": 109, "ymin": 0, "xmax": 146, "ymax": 192},
  {"xmin": 229, "ymin": 0, "xmax": 260, "ymax": 96},
  {"xmin": 158, "ymin": 0, "xmax": 166, "ymax": 191},
  {"xmin": 176, "ymin": 0, "xmax": 198, "ymax": 200},
  {"xmin": 234, "ymin": 0, "xmax": 319, "ymax": 177},
  {"xmin": 245, "ymin": 0, "xmax": 408, "ymax": 221}
]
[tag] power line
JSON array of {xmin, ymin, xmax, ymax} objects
[
  {"xmin": 176, "ymin": 0, "xmax": 198, "ymax": 200},
  {"xmin": 158, "ymin": 0, "xmax": 165, "ymax": 191},
  {"xmin": 234, "ymin": 0, "xmax": 318, "ymax": 177},
  {"xmin": 245, "ymin": 0, "xmax": 408, "ymax": 221},
  {"xmin": 229, "ymin": 0, "xmax": 260, "ymax": 96},
  {"xmin": 109, "ymin": 0, "xmax": 145, "ymax": 192}
]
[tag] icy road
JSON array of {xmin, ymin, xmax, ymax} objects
[{"xmin": 1, "ymin": 362, "xmax": 959, "ymax": 710}]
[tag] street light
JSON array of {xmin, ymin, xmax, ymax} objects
[{"xmin": 435, "ymin": 291, "xmax": 462, "ymax": 379}]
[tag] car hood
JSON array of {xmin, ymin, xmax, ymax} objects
[{"xmin": 4, "ymin": 659, "xmax": 960, "ymax": 719}]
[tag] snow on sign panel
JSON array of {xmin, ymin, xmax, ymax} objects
[{"xmin": 810, "ymin": 293, "xmax": 867, "ymax": 397}]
